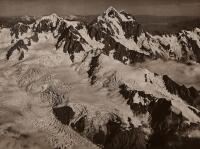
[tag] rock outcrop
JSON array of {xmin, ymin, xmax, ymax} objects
[{"xmin": 163, "ymin": 75, "xmax": 200, "ymax": 106}]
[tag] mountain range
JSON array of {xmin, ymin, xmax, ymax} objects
[{"xmin": 0, "ymin": 6, "xmax": 200, "ymax": 149}]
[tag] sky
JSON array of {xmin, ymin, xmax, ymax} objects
[{"xmin": 0, "ymin": 0, "xmax": 200, "ymax": 16}]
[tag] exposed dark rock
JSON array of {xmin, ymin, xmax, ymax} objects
[
  {"xmin": 121, "ymin": 20, "xmax": 143, "ymax": 41},
  {"xmin": 159, "ymin": 41, "xmax": 170, "ymax": 52},
  {"xmin": 72, "ymin": 112, "xmax": 143, "ymax": 149},
  {"xmin": 56, "ymin": 21, "xmax": 68, "ymax": 36},
  {"xmin": 34, "ymin": 19, "xmax": 59, "ymax": 33},
  {"xmin": 55, "ymin": 26, "xmax": 86, "ymax": 62},
  {"xmin": 87, "ymin": 54, "xmax": 100, "ymax": 84},
  {"xmin": 87, "ymin": 20, "xmax": 110, "ymax": 41},
  {"xmin": 18, "ymin": 51, "xmax": 24, "ymax": 60},
  {"xmin": 99, "ymin": 35, "xmax": 148, "ymax": 64},
  {"xmin": 91, "ymin": 115, "xmax": 146, "ymax": 149},
  {"xmin": 148, "ymin": 98, "xmax": 185, "ymax": 149},
  {"xmin": 118, "ymin": 83, "xmax": 196, "ymax": 149},
  {"xmin": 6, "ymin": 40, "xmax": 28, "ymax": 60},
  {"xmin": 30, "ymin": 33, "xmax": 39, "ymax": 42},
  {"xmin": 163, "ymin": 75, "xmax": 199, "ymax": 105},
  {"xmin": 148, "ymin": 134, "xmax": 200, "ymax": 149},
  {"xmin": 10, "ymin": 23, "xmax": 30, "ymax": 38},
  {"xmin": 112, "ymin": 45, "xmax": 148, "ymax": 64},
  {"xmin": 71, "ymin": 116, "xmax": 86, "ymax": 133},
  {"xmin": 53, "ymin": 105, "xmax": 75, "ymax": 125},
  {"xmin": 93, "ymin": 127, "xmax": 106, "ymax": 146},
  {"xmin": 188, "ymin": 38, "xmax": 200, "ymax": 63},
  {"xmin": 179, "ymin": 40, "xmax": 194, "ymax": 62},
  {"xmin": 103, "ymin": 118, "xmax": 122, "ymax": 146},
  {"xmin": 104, "ymin": 127, "xmax": 146, "ymax": 149},
  {"xmin": 119, "ymin": 84, "xmax": 152, "ymax": 114}
]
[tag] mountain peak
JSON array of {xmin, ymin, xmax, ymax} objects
[
  {"xmin": 32, "ymin": 13, "xmax": 63, "ymax": 32},
  {"xmin": 105, "ymin": 6, "xmax": 118, "ymax": 13},
  {"xmin": 103, "ymin": 6, "xmax": 119, "ymax": 18},
  {"xmin": 102, "ymin": 6, "xmax": 134, "ymax": 22},
  {"xmin": 39, "ymin": 13, "xmax": 61, "ymax": 22},
  {"xmin": 49, "ymin": 13, "xmax": 59, "ymax": 18}
]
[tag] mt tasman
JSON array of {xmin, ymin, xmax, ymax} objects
[{"xmin": 0, "ymin": 7, "xmax": 200, "ymax": 149}]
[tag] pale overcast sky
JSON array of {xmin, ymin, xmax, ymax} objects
[{"xmin": 0, "ymin": 0, "xmax": 200, "ymax": 16}]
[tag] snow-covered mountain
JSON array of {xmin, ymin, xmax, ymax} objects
[
  {"xmin": 0, "ymin": 7, "xmax": 200, "ymax": 149},
  {"xmin": 1, "ymin": 7, "xmax": 199, "ymax": 64}
]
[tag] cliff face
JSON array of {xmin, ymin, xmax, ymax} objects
[
  {"xmin": 10, "ymin": 23, "xmax": 30, "ymax": 39},
  {"xmin": 163, "ymin": 75, "xmax": 200, "ymax": 106},
  {"xmin": 56, "ymin": 26, "xmax": 86, "ymax": 62},
  {"xmin": 6, "ymin": 39, "xmax": 30, "ymax": 60}
]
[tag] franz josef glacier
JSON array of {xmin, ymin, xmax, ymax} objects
[{"xmin": 0, "ymin": 6, "xmax": 200, "ymax": 149}]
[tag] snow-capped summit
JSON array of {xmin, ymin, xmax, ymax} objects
[
  {"xmin": 103, "ymin": 6, "xmax": 118, "ymax": 18},
  {"xmin": 33, "ymin": 13, "xmax": 79, "ymax": 34},
  {"xmin": 102, "ymin": 6, "xmax": 134, "ymax": 22},
  {"xmin": 34, "ymin": 13, "xmax": 61, "ymax": 29},
  {"xmin": 97, "ymin": 7, "xmax": 141, "ymax": 39},
  {"xmin": 39, "ymin": 13, "xmax": 60, "ymax": 22}
]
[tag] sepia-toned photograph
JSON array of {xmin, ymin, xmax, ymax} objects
[{"xmin": 0, "ymin": 0, "xmax": 200, "ymax": 149}]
